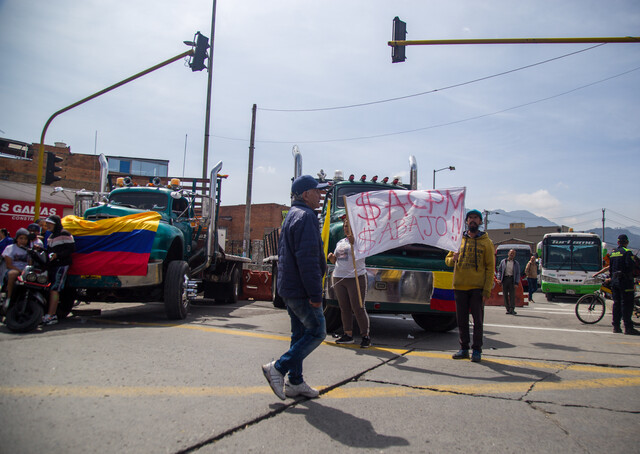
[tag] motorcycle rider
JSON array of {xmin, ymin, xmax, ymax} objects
[
  {"xmin": 2, "ymin": 228, "xmax": 30, "ymax": 302},
  {"xmin": 42, "ymin": 215, "xmax": 75, "ymax": 326}
]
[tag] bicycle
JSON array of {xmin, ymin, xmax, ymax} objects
[
  {"xmin": 575, "ymin": 278, "xmax": 609, "ymax": 324},
  {"xmin": 575, "ymin": 277, "xmax": 640, "ymax": 326}
]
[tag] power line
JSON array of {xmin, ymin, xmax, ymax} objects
[
  {"xmin": 213, "ymin": 64, "xmax": 640, "ymax": 145},
  {"xmin": 606, "ymin": 208, "xmax": 640, "ymax": 225},
  {"xmin": 259, "ymin": 44, "xmax": 606, "ymax": 112}
]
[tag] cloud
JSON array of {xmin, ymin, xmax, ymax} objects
[
  {"xmin": 256, "ymin": 165, "xmax": 276, "ymax": 174},
  {"xmin": 496, "ymin": 189, "xmax": 562, "ymax": 217}
]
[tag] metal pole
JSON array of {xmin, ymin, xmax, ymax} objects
[
  {"xmin": 33, "ymin": 50, "xmax": 193, "ymax": 220},
  {"xmin": 602, "ymin": 208, "xmax": 605, "ymax": 243},
  {"xmin": 243, "ymin": 104, "xmax": 257, "ymax": 258},
  {"xmin": 389, "ymin": 36, "xmax": 640, "ymax": 47},
  {"xmin": 201, "ymin": 0, "xmax": 218, "ymax": 184},
  {"xmin": 432, "ymin": 169, "xmax": 436, "ymax": 189}
]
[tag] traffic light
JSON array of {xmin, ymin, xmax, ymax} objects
[
  {"xmin": 190, "ymin": 32, "xmax": 209, "ymax": 72},
  {"xmin": 44, "ymin": 151, "xmax": 63, "ymax": 185},
  {"xmin": 392, "ymin": 17, "xmax": 407, "ymax": 63}
]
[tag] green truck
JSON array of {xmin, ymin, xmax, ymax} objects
[
  {"xmin": 265, "ymin": 147, "xmax": 457, "ymax": 333},
  {"xmin": 63, "ymin": 160, "xmax": 249, "ymax": 319}
]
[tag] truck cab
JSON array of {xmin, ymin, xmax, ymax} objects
[{"xmin": 320, "ymin": 172, "xmax": 456, "ymax": 332}]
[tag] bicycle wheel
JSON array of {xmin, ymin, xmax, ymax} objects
[
  {"xmin": 575, "ymin": 294, "xmax": 606, "ymax": 324},
  {"xmin": 633, "ymin": 296, "xmax": 640, "ymax": 327}
]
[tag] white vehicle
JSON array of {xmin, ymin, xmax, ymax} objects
[{"xmin": 537, "ymin": 232, "xmax": 603, "ymax": 301}]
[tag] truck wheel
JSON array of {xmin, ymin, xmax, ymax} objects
[
  {"xmin": 411, "ymin": 313, "xmax": 457, "ymax": 332},
  {"xmin": 226, "ymin": 267, "xmax": 241, "ymax": 304},
  {"xmin": 271, "ymin": 267, "xmax": 285, "ymax": 309},
  {"xmin": 546, "ymin": 293, "xmax": 554, "ymax": 302},
  {"xmin": 164, "ymin": 260, "xmax": 190, "ymax": 320},
  {"xmin": 323, "ymin": 302, "xmax": 342, "ymax": 332},
  {"xmin": 6, "ymin": 292, "xmax": 44, "ymax": 333}
]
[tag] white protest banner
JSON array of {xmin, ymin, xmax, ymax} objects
[{"xmin": 344, "ymin": 187, "xmax": 466, "ymax": 259}]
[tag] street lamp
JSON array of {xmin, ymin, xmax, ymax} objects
[{"xmin": 433, "ymin": 166, "xmax": 455, "ymax": 189}]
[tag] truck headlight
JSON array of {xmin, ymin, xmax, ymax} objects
[{"xmin": 544, "ymin": 275, "xmax": 559, "ymax": 284}]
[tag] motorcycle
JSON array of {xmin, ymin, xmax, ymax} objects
[{"xmin": 3, "ymin": 249, "xmax": 51, "ymax": 333}]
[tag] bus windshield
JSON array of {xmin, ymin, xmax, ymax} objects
[{"xmin": 542, "ymin": 237, "xmax": 601, "ymax": 272}]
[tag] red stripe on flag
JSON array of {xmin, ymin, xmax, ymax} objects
[
  {"xmin": 430, "ymin": 298, "xmax": 456, "ymax": 312},
  {"xmin": 69, "ymin": 251, "xmax": 150, "ymax": 276}
]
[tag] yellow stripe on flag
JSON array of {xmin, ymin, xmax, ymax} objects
[{"xmin": 62, "ymin": 212, "xmax": 161, "ymax": 236}]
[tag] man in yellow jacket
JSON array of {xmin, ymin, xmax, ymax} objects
[{"xmin": 445, "ymin": 209, "xmax": 495, "ymax": 362}]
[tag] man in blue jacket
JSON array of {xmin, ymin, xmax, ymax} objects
[{"xmin": 262, "ymin": 175, "xmax": 328, "ymax": 400}]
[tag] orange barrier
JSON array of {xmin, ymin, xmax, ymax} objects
[
  {"xmin": 242, "ymin": 270, "xmax": 272, "ymax": 301},
  {"xmin": 486, "ymin": 280, "xmax": 528, "ymax": 307}
]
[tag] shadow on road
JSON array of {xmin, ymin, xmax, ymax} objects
[{"xmin": 286, "ymin": 399, "xmax": 409, "ymax": 449}]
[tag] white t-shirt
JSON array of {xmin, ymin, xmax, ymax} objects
[
  {"xmin": 2, "ymin": 244, "xmax": 29, "ymax": 271},
  {"xmin": 332, "ymin": 238, "xmax": 366, "ymax": 278}
]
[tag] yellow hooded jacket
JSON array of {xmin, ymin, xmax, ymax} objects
[{"xmin": 445, "ymin": 231, "xmax": 495, "ymax": 298}]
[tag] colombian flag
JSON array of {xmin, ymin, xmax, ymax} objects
[
  {"xmin": 431, "ymin": 271, "xmax": 455, "ymax": 312},
  {"xmin": 62, "ymin": 212, "xmax": 161, "ymax": 276}
]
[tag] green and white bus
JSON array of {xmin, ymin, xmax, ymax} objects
[{"xmin": 537, "ymin": 232, "xmax": 604, "ymax": 301}]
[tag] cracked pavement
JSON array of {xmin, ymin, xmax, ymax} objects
[{"xmin": 0, "ymin": 298, "xmax": 638, "ymax": 453}]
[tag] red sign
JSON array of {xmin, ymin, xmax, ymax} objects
[{"xmin": 0, "ymin": 198, "xmax": 72, "ymax": 237}]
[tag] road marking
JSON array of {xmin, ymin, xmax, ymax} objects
[
  {"xmin": 2, "ymin": 374, "xmax": 639, "ymax": 400},
  {"xmin": 4, "ymin": 319, "xmax": 639, "ymax": 401},
  {"xmin": 483, "ymin": 323, "xmax": 615, "ymax": 334}
]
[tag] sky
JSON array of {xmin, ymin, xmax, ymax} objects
[{"xmin": 1, "ymin": 0, "xmax": 639, "ymax": 231}]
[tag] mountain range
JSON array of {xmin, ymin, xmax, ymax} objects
[{"xmin": 483, "ymin": 209, "xmax": 640, "ymax": 249}]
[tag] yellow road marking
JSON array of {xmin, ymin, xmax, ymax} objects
[{"xmin": 2, "ymin": 375, "xmax": 640, "ymax": 399}]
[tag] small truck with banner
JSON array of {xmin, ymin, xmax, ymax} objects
[
  {"xmin": 60, "ymin": 159, "xmax": 249, "ymax": 320},
  {"xmin": 265, "ymin": 147, "xmax": 460, "ymax": 333}
]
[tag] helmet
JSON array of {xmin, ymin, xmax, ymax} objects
[{"xmin": 15, "ymin": 228, "xmax": 29, "ymax": 240}]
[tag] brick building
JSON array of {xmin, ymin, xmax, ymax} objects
[{"xmin": 218, "ymin": 203, "xmax": 289, "ymax": 260}]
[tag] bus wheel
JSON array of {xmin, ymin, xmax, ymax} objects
[{"xmin": 546, "ymin": 293, "xmax": 555, "ymax": 302}]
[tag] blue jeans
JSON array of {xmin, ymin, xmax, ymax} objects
[
  {"xmin": 527, "ymin": 278, "xmax": 538, "ymax": 299},
  {"xmin": 275, "ymin": 297, "xmax": 326, "ymax": 385}
]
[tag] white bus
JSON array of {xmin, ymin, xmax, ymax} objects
[{"xmin": 537, "ymin": 232, "xmax": 604, "ymax": 301}]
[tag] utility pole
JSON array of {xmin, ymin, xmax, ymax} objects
[
  {"xmin": 243, "ymin": 104, "xmax": 257, "ymax": 258},
  {"xmin": 602, "ymin": 208, "xmax": 606, "ymax": 243},
  {"xmin": 201, "ymin": 0, "xmax": 218, "ymax": 185}
]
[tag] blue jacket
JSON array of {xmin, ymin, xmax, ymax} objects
[
  {"xmin": 496, "ymin": 258, "xmax": 521, "ymax": 283},
  {"xmin": 277, "ymin": 200, "xmax": 326, "ymax": 302}
]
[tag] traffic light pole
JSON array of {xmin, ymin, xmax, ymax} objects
[
  {"xmin": 389, "ymin": 36, "xmax": 640, "ymax": 47},
  {"xmin": 33, "ymin": 49, "xmax": 194, "ymax": 221}
]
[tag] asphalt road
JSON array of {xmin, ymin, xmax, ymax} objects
[{"xmin": 0, "ymin": 294, "xmax": 638, "ymax": 453}]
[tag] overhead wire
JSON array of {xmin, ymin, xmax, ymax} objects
[
  {"xmin": 258, "ymin": 44, "xmax": 607, "ymax": 112},
  {"xmin": 213, "ymin": 64, "xmax": 640, "ymax": 144}
]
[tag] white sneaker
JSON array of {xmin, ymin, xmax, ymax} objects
[
  {"xmin": 285, "ymin": 380, "xmax": 319, "ymax": 398},
  {"xmin": 262, "ymin": 361, "xmax": 285, "ymax": 400}
]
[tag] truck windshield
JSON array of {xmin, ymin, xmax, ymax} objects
[
  {"xmin": 335, "ymin": 185, "xmax": 407, "ymax": 208},
  {"xmin": 542, "ymin": 237, "xmax": 601, "ymax": 271},
  {"xmin": 109, "ymin": 192, "xmax": 167, "ymax": 212}
]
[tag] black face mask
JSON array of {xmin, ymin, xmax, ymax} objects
[{"xmin": 28, "ymin": 233, "xmax": 37, "ymax": 241}]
